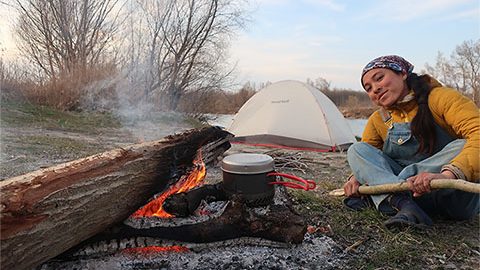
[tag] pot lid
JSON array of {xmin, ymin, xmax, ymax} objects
[{"xmin": 221, "ymin": 153, "xmax": 274, "ymax": 174}]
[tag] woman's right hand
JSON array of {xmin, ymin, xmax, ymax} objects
[{"xmin": 343, "ymin": 175, "xmax": 360, "ymax": 197}]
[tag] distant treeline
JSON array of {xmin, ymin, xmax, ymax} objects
[
  {"xmin": 178, "ymin": 88, "xmax": 256, "ymax": 114},
  {"xmin": 320, "ymin": 88, "xmax": 371, "ymax": 109},
  {"xmin": 177, "ymin": 83, "xmax": 372, "ymax": 115}
]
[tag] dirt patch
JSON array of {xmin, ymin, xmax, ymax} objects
[
  {"xmin": 1, "ymin": 126, "xmax": 139, "ymax": 179},
  {"xmin": 0, "ymin": 102, "xmax": 194, "ymax": 179}
]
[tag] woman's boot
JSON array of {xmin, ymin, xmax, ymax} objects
[{"xmin": 383, "ymin": 193, "xmax": 433, "ymax": 230}]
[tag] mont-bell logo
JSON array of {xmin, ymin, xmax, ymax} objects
[{"xmin": 271, "ymin": 99, "xmax": 289, "ymax": 104}]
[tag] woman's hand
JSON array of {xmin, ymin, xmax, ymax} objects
[
  {"xmin": 343, "ymin": 175, "xmax": 360, "ymax": 197},
  {"xmin": 406, "ymin": 171, "xmax": 456, "ymax": 197}
]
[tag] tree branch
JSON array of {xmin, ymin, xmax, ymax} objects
[{"xmin": 329, "ymin": 179, "xmax": 480, "ymax": 196}]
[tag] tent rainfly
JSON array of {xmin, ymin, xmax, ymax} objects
[{"xmin": 228, "ymin": 80, "xmax": 356, "ymax": 151}]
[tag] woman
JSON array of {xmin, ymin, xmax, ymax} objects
[{"xmin": 343, "ymin": 55, "xmax": 479, "ymax": 229}]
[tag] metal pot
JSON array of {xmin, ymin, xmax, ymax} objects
[
  {"xmin": 221, "ymin": 153, "xmax": 275, "ymax": 206},
  {"xmin": 221, "ymin": 153, "xmax": 316, "ymax": 206}
]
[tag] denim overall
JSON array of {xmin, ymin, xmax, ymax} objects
[{"xmin": 347, "ymin": 122, "xmax": 479, "ymax": 220}]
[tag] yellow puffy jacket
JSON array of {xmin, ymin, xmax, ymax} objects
[{"xmin": 362, "ymin": 83, "xmax": 479, "ymax": 182}]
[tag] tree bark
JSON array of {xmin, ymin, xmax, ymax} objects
[
  {"xmin": 329, "ymin": 179, "xmax": 480, "ymax": 196},
  {"xmin": 0, "ymin": 126, "xmax": 232, "ymax": 270}
]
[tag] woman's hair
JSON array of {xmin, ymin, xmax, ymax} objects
[{"xmin": 406, "ymin": 73, "xmax": 436, "ymax": 155}]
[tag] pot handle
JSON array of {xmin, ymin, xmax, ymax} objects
[{"xmin": 267, "ymin": 172, "xmax": 316, "ymax": 191}]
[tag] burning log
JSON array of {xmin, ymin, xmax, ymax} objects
[
  {"xmin": 158, "ymin": 184, "xmax": 307, "ymax": 243},
  {"xmin": 53, "ymin": 185, "xmax": 305, "ymax": 264},
  {"xmin": 124, "ymin": 191, "xmax": 305, "ymax": 244},
  {"xmin": 157, "ymin": 193, "xmax": 306, "ymax": 244},
  {"xmin": 0, "ymin": 126, "xmax": 232, "ymax": 270}
]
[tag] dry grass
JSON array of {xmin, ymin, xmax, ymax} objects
[
  {"xmin": 2, "ymin": 60, "xmax": 372, "ymax": 116},
  {"xmin": 2, "ymin": 64, "xmax": 117, "ymax": 111}
]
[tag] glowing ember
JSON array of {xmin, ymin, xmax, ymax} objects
[
  {"xmin": 121, "ymin": 245, "xmax": 189, "ymax": 255},
  {"xmin": 131, "ymin": 152, "xmax": 206, "ymax": 218}
]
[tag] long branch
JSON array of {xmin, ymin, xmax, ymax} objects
[{"xmin": 329, "ymin": 179, "xmax": 480, "ymax": 196}]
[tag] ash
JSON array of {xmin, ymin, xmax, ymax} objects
[{"xmin": 39, "ymin": 234, "xmax": 345, "ymax": 270}]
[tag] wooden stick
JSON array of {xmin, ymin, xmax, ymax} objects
[{"xmin": 329, "ymin": 179, "xmax": 480, "ymax": 197}]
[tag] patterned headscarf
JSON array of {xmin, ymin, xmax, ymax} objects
[{"xmin": 361, "ymin": 55, "xmax": 414, "ymax": 86}]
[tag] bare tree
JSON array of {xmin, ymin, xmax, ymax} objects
[
  {"xmin": 127, "ymin": 0, "xmax": 248, "ymax": 111},
  {"xmin": 425, "ymin": 52, "xmax": 459, "ymax": 89},
  {"xmin": 14, "ymin": 0, "xmax": 124, "ymax": 80},
  {"xmin": 314, "ymin": 77, "xmax": 331, "ymax": 91},
  {"xmin": 453, "ymin": 40, "xmax": 480, "ymax": 104},
  {"xmin": 425, "ymin": 39, "xmax": 480, "ymax": 105}
]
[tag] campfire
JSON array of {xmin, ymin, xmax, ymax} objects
[
  {"xmin": 39, "ymin": 148, "xmax": 343, "ymax": 270},
  {"xmin": 1, "ymin": 127, "xmax": 341, "ymax": 270},
  {"xmin": 39, "ymin": 152, "xmax": 316, "ymax": 270}
]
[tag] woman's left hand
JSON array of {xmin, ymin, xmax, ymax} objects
[{"xmin": 406, "ymin": 171, "xmax": 456, "ymax": 197}]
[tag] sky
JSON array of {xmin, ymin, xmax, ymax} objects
[
  {"xmin": 229, "ymin": 0, "xmax": 479, "ymax": 90},
  {"xmin": 1, "ymin": 0, "xmax": 479, "ymax": 91}
]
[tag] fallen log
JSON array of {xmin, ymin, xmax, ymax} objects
[
  {"xmin": 0, "ymin": 126, "xmax": 232, "ymax": 270},
  {"xmin": 329, "ymin": 179, "xmax": 480, "ymax": 196}
]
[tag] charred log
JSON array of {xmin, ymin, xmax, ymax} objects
[
  {"xmin": 0, "ymin": 126, "xmax": 232, "ymax": 270},
  {"xmin": 71, "ymin": 200, "xmax": 304, "ymax": 253},
  {"xmin": 60, "ymin": 186, "xmax": 306, "ymax": 262},
  {"xmin": 60, "ymin": 202, "xmax": 305, "ymax": 261},
  {"xmin": 163, "ymin": 190, "xmax": 307, "ymax": 244},
  {"xmin": 163, "ymin": 183, "xmax": 227, "ymax": 217}
]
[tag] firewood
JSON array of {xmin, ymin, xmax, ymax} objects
[
  {"xmin": 52, "ymin": 183, "xmax": 306, "ymax": 263},
  {"xmin": 61, "ymin": 192, "xmax": 306, "ymax": 261},
  {"xmin": 329, "ymin": 179, "xmax": 480, "ymax": 196},
  {"xmin": 0, "ymin": 126, "xmax": 232, "ymax": 270},
  {"xmin": 157, "ymin": 186, "xmax": 306, "ymax": 244},
  {"xmin": 99, "ymin": 197, "xmax": 305, "ymax": 245}
]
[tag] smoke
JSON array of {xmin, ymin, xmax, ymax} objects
[{"xmin": 80, "ymin": 69, "xmax": 193, "ymax": 143}]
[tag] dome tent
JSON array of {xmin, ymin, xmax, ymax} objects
[{"xmin": 228, "ymin": 80, "xmax": 356, "ymax": 151}]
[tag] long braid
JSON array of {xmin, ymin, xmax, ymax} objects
[{"xmin": 407, "ymin": 73, "xmax": 436, "ymax": 155}]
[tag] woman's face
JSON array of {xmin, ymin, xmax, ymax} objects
[{"xmin": 362, "ymin": 68, "xmax": 409, "ymax": 107}]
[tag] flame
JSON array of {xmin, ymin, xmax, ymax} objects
[
  {"xmin": 131, "ymin": 152, "xmax": 206, "ymax": 218},
  {"xmin": 121, "ymin": 245, "xmax": 189, "ymax": 255}
]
